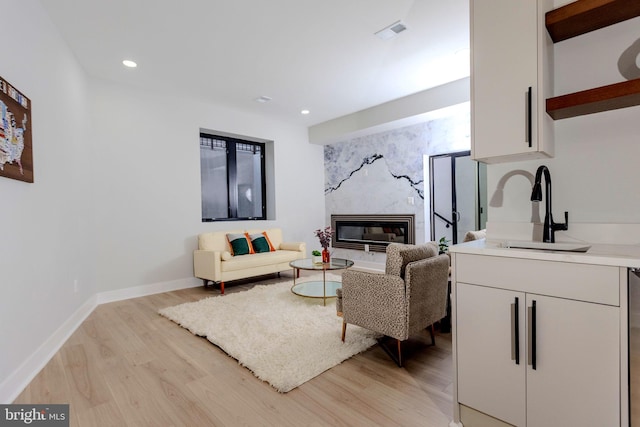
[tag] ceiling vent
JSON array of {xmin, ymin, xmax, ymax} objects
[
  {"xmin": 375, "ymin": 21, "xmax": 408, "ymax": 40},
  {"xmin": 254, "ymin": 96, "xmax": 272, "ymax": 103}
]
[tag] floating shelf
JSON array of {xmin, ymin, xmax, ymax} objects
[
  {"xmin": 545, "ymin": 0, "xmax": 640, "ymax": 119},
  {"xmin": 546, "ymin": 78, "xmax": 640, "ymax": 119},
  {"xmin": 546, "ymin": 0, "xmax": 640, "ymax": 43}
]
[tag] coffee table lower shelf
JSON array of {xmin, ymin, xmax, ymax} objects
[
  {"xmin": 289, "ymin": 257, "xmax": 354, "ymax": 306},
  {"xmin": 291, "ymin": 280, "xmax": 342, "ymax": 306}
]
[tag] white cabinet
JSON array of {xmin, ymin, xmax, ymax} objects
[
  {"xmin": 470, "ymin": 0, "xmax": 554, "ymax": 163},
  {"xmin": 454, "ymin": 254, "xmax": 621, "ymax": 427},
  {"xmin": 457, "ymin": 283, "xmax": 526, "ymax": 426},
  {"xmin": 526, "ymin": 294, "xmax": 619, "ymax": 427}
]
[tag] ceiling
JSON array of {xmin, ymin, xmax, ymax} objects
[{"xmin": 39, "ymin": 0, "xmax": 470, "ymax": 127}]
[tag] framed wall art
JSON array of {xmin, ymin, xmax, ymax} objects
[{"xmin": 0, "ymin": 75, "xmax": 32, "ymax": 183}]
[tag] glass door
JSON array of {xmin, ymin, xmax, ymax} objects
[
  {"xmin": 430, "ymin": 151, "xmax": 486, "ymax": 244},
  {"xmin": 431, "ymin": 154, "xmax": 455, "ymax": 245}
]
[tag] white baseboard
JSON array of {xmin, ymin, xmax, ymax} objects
[
  {"xmin": 0, "ymin": 295, "xmax": 97, "ymax": 404},
  {"xmin": 96, "ymin": 277, "xmax": 202, "ymax": 305},
  {"xmin": 1, "ymin": 276, "xmax": 202, "ymax": 403}
]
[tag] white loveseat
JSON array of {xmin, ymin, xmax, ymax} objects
[{"xmin": 193, "ymin": 228, "xmax": 306, "ymax": 294}]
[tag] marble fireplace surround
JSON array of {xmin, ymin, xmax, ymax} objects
[{"xmin": 331, "ymin": 214, "xmax": 415, "ymax": 253}]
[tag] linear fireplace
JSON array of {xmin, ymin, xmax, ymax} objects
[{"xmin": 331, "ymin": 214, "xmax": 415, "ymax": 253}]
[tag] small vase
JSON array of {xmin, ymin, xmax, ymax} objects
[{"xmin": 322, "ymin": 248, "xmax": 330, "ymax": 263}]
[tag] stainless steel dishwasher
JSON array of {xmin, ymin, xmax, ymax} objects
[{"xmin": 630, "ymin": 268, "xmax": 640, "ymax": 425}]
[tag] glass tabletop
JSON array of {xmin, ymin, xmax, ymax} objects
[{"xmin": 289, "ymin": 258, "xmax": 354, "ymax": 271}]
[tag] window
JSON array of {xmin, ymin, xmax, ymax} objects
[{"xmin": 200, "ymin": 133, "xmax": 266, "ymax": 221}]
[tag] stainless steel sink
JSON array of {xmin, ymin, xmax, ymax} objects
[{"xmin": 499, "ymin": 240, "xmax": 591, "ymax": 252}]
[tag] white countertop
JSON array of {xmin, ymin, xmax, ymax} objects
[{"xmin": 449, "ymin": 239, "xmax": 640, "ymax": 269}]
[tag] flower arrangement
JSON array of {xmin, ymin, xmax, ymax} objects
[{"xmin": 314, "ymin": 226, "xmax": 334, "ymax": 249}]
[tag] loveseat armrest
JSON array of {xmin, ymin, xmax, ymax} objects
[
  {"xmin": 279, "ymin": 241, "xmax": 306, "ymax": 253},
  {"xmin": 193, "ymin": 249, "xmax": 222, "ymax": 282}
]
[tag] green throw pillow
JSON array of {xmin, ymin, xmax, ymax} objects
[
  {"xmin": 226, "ymin": 233, "xmax": 252, "ymax": 256},
  {"xmin": 250, "ymin": 234, "xmax": 271, "ymax": 253}
]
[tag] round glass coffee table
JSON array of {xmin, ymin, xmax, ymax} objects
[{"xmin": 289, "ymin": 258, "xmax": 354, "ymax": 306}]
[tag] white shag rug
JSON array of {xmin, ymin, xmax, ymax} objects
[{"xmin": 159, "ymin": 274, "xmax": 378, "ymax": 392}]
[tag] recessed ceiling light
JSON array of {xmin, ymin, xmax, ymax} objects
[
  {"xmin": 122, "ymin": 60, "xmax": 137, "ymax": 68},
  {"xmin": 254, "ymin": 96, "xmax": 272, "ymax": 103},
  {"xmin": 301, "ymin": 109, "xmax": 310, "ymax": 115},
  {"xmin": 375, "ymin": 20, "xmax": 408, "ymax": 40}
]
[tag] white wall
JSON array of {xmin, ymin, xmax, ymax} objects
[
  {"xmin": 0, "ymin": 0, "xmax": 94, "ymax": 395},
  {"xmin": 487, "ymin": 16, "xmax": 640, "ymax": 230},
  {"xmin": 89, "ymin": 80, "xmax": 326, "ymax": 293},
  {"xmin": 0, "ymin": 0, "xmax": 326, "ymax": 402}
]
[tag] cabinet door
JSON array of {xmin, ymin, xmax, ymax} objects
[
  {"xmin": 471, "ymin": 0, "xmax": 550, "ymax": 163},
  {"xmin": 456, "ymin": 283, "xmax": 526, "ymax": 426},
  {"xmin": 526, "ymin": 294, "xmax": 620, "ymax": 427}
]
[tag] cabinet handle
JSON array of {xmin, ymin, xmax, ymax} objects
[
  {"xmin": 527, "ymin": 300, "xmax": 537, "ymax": 370},
  {"xmin": 511, "ymin": 297, "xmax": 520, "ymax": 364},
  {"xmin": 526, "ymin": 86, "xmax": 532, "ymax": 147}
]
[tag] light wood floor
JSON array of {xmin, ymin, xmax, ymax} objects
[{"xmin": 14, "ymin": 271, "xmax": 454, "ymax": 427}]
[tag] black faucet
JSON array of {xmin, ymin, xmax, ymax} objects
[{"xmin": 530, "ymin": 165, "xmax": 568, "ymax": 243}]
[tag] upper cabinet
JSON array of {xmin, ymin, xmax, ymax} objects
[
  {"xmin": 545, "ymin": 0, "xmax": 640, "ymax": 120},
  {"xmin": 471, "ymin": 0, "xmax": 555, "ymax": 164}
]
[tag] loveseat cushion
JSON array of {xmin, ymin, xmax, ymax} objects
[
  {"xmin": 226, "ymin": 233, "xmax": 254, "ymax": 256},
  {"xmin": 221, "ymin": 250, "xmax": 301, "ymax": 272},
  {"xmin": 249, "ymin": 231, "xmax": 276, "ymax": 253},
  {"xmin": 280, "ymin": 242, "xmax": 305, "ymax": 251}
]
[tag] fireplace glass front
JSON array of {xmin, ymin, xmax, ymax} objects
[{"xmin": 331, "ymin": 214, "xmax": 415, "ymax": 253}]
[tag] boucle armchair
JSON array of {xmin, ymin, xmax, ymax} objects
[
  {"xmin": 463, "ymin": 228, "xmax": 487, "ymax": 242},
  {"xmin": 336, "ymin": 243, "xmax": 450, "ymax": 366}
]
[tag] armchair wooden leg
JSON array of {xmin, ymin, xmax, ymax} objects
[
  {"xmin": 377, "ymin": 337, "xmax": 404, "ymax": 367},
  {"xmin": 341, "ymin": 320, "xmax": 347, "ymax": 342}
]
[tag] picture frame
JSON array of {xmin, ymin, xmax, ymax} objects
[{"xmin": 0, "ymin": 75, "xmax": 33, "ymax": 183}]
